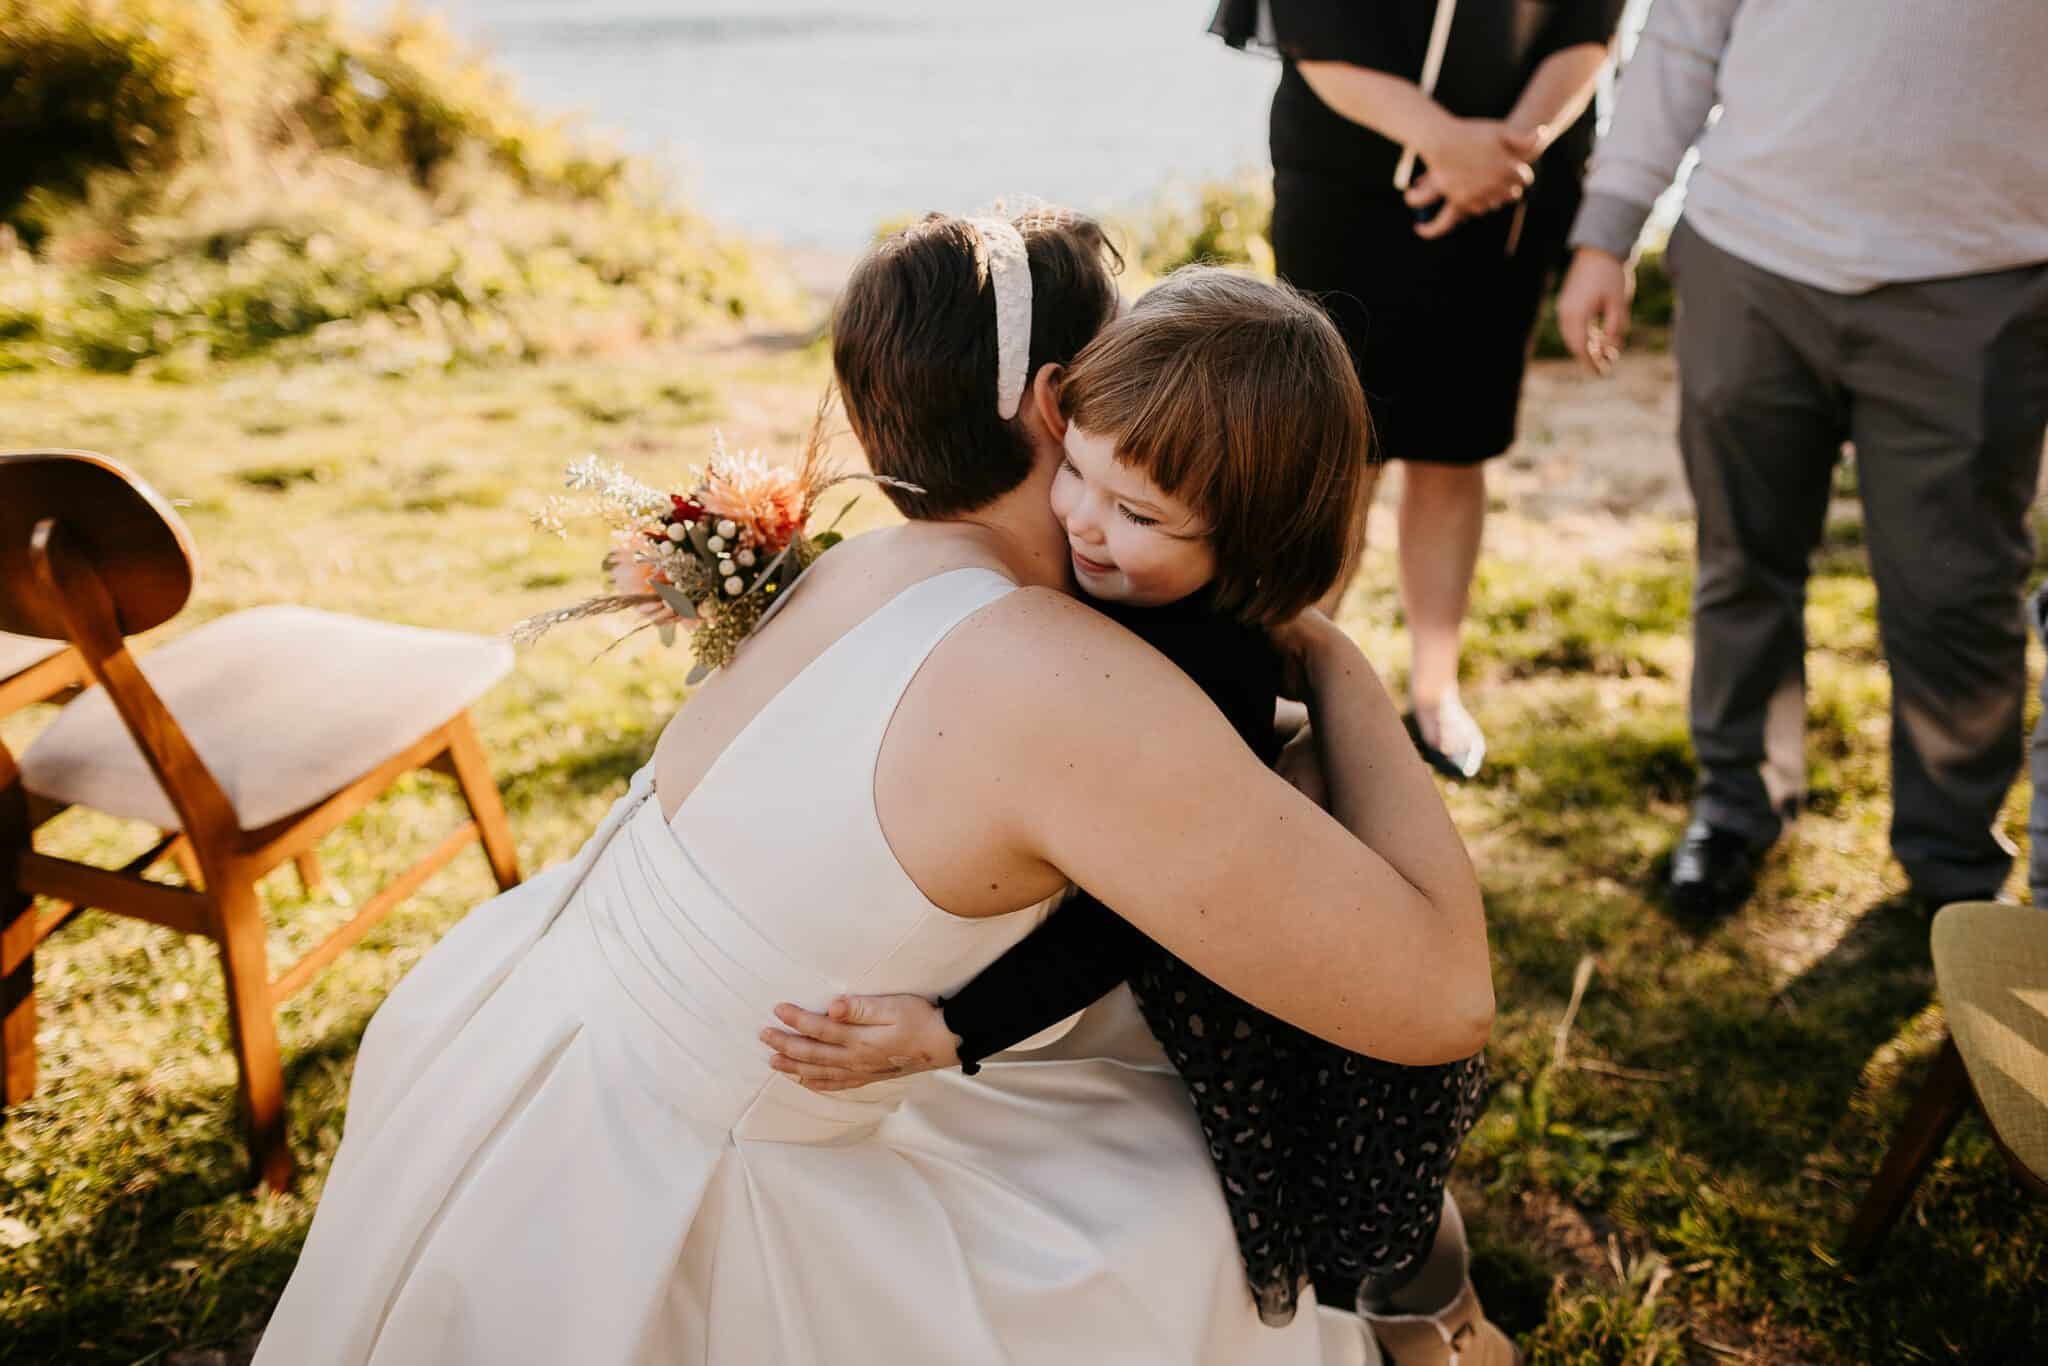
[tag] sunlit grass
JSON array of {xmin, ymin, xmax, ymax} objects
[{"xmin": 1, "ymin": 348, "xmax": 2042, "ymax": 1362}]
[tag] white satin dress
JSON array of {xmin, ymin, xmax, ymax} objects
[{"xmin": 254, "ymin": 568, "xmax": 1371, "ymax": 1365}]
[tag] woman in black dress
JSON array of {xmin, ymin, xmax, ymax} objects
[{"xmin": 1221, "ymin": 0, "xmax": 1624, "ymax": 779}]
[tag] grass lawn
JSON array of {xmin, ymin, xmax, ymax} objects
[{"xmin": 0, "ymin": 336, "xmax": 2042, "ymax": 1363}]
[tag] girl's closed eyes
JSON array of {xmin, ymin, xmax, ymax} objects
[
  {"xmin": 1050, "ymin": 424, "xmax": 1217, "ymax": 608},
  {"xmin": 1059, "ymin": 456, "xmax": 1160, "ymax": 526}
]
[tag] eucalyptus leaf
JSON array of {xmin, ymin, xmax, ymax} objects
[
  {"xmin": 654, "ymin": 582, "xmax": 699, "ymax": 620},
  {"xmin": 686, "ymin": 659, "xmax": 714, "ymax": 685},
  {"xmin": 657, "ymin": 622, "xmax": 676, "ymax": 648}
]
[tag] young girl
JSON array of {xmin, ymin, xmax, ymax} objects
[{"xmin": 765, "ymin": 267, "xmax": 1514, "ymax": 1365}]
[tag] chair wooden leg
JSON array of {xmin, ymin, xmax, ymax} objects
[
  {"xmin": 294, "ymin": 850, "xmax": 326, "ymax": 897},
  {"xmin": 1, "ymin": 749, "xmax": 34, "ymax": 1109},
  {"xmin": 1845, "ymin": 1034, "xmax": 1972, "ymax": 1265},
  {"xmin": 212, "ymin": 873, "xmax": 293, "ymax": 1192},
  {"xmin": 167, "ymin": 834, "xmax": 202, "ymax": 889},
  {"xmin": 445, "ymin": 714, "xmax": 520, "ymax": 891}
]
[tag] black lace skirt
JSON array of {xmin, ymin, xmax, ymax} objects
[{"xmin": 1128, "ymin": 947, "xmax": 1490, "ymax": 1324}]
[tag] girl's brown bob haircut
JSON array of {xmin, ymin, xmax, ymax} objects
[
  {"xmin": 1058, "ymin": 266, "xmax": 1374, "ymax": 627},
  {"xmin": 833, "ymin": 209, "xmax": 1123, "ymax": 521}
]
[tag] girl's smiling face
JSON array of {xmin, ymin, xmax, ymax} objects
[{"xmin": 1050, "ymin": 423, "xmax": 1217, "ymax": 607}]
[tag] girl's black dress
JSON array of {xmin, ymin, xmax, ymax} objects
[
  {"xmin": 936, "ymin": 591, "xmax": 1488, "ymax": 1324},
  {"xmin": 1219, "ymin": 0, "xmax": 1624, "ymax": 466}
]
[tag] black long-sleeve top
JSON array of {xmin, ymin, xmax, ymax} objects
[
  {"xmin": 1212, "ymin": 0, "xmax": 1626, "ymax": 188},
  {"xmin": 937, "ymin": 591, "xmax": 1488, "ymax": 1323}
]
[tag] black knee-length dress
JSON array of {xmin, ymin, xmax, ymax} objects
[{"xmin": 1230, "ymin": 0, "xmax": 1623, "ymax": 465}]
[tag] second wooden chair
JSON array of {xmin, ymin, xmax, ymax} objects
[{"xmin": 1845, "ymin": 901, "xmax": 2048, "ymax": 1261}]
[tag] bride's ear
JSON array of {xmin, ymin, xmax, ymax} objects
[{"xmin": 1028, "ymin": 363, "xmax": 1067, "ymax": 441}]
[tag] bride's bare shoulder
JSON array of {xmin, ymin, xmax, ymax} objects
[
  {"xmin": 930, "ymin": 587, "xmax": 1215, "ymax": 725},
  {"xmin": 950, "ymin": 585, "xmax": 1142, "ymax": 658}
]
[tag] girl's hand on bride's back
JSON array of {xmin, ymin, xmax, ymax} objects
[
  {"xmin": 761, "ymin": 995, "xmax": 962, "ymax": 1092},
  {"xmin": 1268, "ymin": 608, "xmax": 1350, "ymax": 702}
]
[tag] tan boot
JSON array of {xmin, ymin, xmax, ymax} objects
[{"xmin": 1360, "ymin": 1276, "xmax": 1520, "ymax": 1366}]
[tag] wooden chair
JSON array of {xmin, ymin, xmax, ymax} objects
[
  {"xmin": 1845, "ymin": 902, "xmax": 2048, "ymax": 1262},
  {"xmin": 0, "ymin": 450, "xmax": 521, "ymax": 1190},
  {"xmin": 0, "ymin": 631, "xmax": 85, "ymax": 718}
]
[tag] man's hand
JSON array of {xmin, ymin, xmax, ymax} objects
[
  {"xmin": 1556, "ymin": 247, "xmax": 1632, "ymax": 375},
  {"xmin": 1411, "ymin": 119, "xmax": 1538, "ymax": 220},
  {"xmin": 762, "ymin": 994, "xmax": 962, "ymax": 1092}
]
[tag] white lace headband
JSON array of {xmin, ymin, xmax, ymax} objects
[{"xmin": 966, "ymin": 216, "xmax": 1033, "ymax": 420}]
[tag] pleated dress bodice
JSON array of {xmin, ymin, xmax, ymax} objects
[{"xmin": 573, "ymin": 566, "xmax": 1057, "ymax": 1142}]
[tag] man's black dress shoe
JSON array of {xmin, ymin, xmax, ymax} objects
[{"xmin": 1667, "ymin": 824, "xmax": 1765, "ymax": 916}]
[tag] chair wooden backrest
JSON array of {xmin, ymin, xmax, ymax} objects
[
  {"xmin": 0, "ymin": 449, "xmax": 194, "ymax": 639},
  {"xmin": 0, "ymin": 451, "xmax": 240, "ymax": 857}
]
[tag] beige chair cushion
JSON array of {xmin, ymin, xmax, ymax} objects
[
  {"xmin": 20, "ymin": 605, "xmax": 512, "ymax": 831},
  {"xmin": 1931, "ymin": 902, "xmax": 2048, "ymax": 1184},
  {"xmin": 0, "ymin": 630, "xmax": 64, "ymax": 681}
]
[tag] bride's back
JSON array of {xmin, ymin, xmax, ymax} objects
[
  {"xmin": 652, "ymin": 523, "xmax": 1064, "ymax": 922},
  {"xmin": 652, "ymin": 524, "xmax": 960, "ymax": 815}
]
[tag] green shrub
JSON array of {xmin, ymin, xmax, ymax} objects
[
  {"xmin": 0, "ymin": 0, "xmax": 621, "ymax": 226},
  {"xmin": 0, "ymin": 0, "xmax": 779, "ymax": 374},
  {"xmin": 0, "ymin": 0, "xmax": 203, "ymax": 232},
  {"xmin": 1114, "ymin": 172, "xmax": 1275, "ymax": 279}
]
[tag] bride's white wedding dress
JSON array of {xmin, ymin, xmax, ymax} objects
[{"xmin": 256, "ymin": 568, "xmax": 1369, "ymax": 1365}]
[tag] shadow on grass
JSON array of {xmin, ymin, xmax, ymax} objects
[
  {"xmin": 1829, "ymin": 1105, "xmax": 2048, "ymax": 1357},
  {"xmin": 1459, "ymin": 685, "xmax": 2046, "ymax": 1359},
  {"xmin": 1468, "ymin": 1229, "xmax": 1556, "ymax": 1336},
  {"xmin": 499, "ymin": 727, "xmax": 659, "ymax": 814},
  {"xmin": 1526, "ymin": 889, "xmax": 2048, "ymax": 1359},
  {"xmin": 1658, "ymin": 897, "xmax": 1935, "ymax": 1185},
  {"xmin": 1, "ymin": 1019, "xmax": 375, "ymax": 1364}
]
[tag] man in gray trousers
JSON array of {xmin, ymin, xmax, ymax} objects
[{"xmin": 1557, "ymin": 0, "xmax": 2048, "ymax": 914}]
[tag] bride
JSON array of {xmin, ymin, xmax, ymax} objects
[{"xmin": 253, "ymin": 208, "xmax": 1490, "ymax": 1366}]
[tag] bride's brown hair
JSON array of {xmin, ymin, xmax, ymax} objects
[
  {"xmin": 832, "ymin": 209, "xmax": 1122, "ymax": 520},
  {"xmin": 1057, "ymin": 266, "xmax": 1375, "ymax": 628}
]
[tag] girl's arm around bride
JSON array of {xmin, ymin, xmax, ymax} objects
[{"xmin": 884, "ymin": 585, "xmax": 1491, "ymax": 1066}]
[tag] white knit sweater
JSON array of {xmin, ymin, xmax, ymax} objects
[{"xmin": 1570, "ymin": 0, "xmax": 2048, "ymax": 291}]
